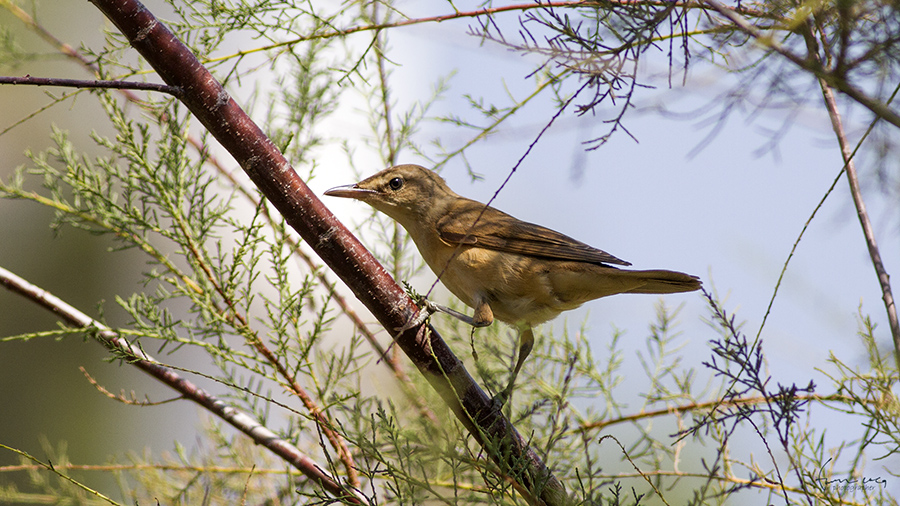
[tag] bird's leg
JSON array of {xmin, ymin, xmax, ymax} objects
[
  {"xmin": 471, "ymin": 299, "xmax": 493, "ymax": 327},
  {"xmin": 492, "ymin": 326, "xmax": 535, "ymax": 408}
]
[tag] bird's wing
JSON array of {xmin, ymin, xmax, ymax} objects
[{"xmin": 436, "ymin": 200, "xmax": 632, "ymax": 266}]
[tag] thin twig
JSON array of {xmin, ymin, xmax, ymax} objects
[
  {"xmin": 577, "ymin": 393, "xmax": 862, "ymax": 433},
  {"xmin": 80, "ymin": 366, "xmax": 183, "ymax": 406},
  {"xmin": 0, "ymin": 75, "xmax": 182, "ymax": 97},
  {"xmin": 0, "ymin": 445, "xmax": 121, "ymax": 505},
  {"xmin": 369, "ymin": 2, "xmax": 405, "ymax": 368},
  {"xmin": 203, "ymin": 0, "xmax": 778, "ymax": 65},
  {"xmin": 755, "ymin": 78, "xmax": 900, "ymax": 341},
  {"xmin": 426, "ymin": 78, "xmax": 593, "ymax": 299},
  {"xmin": 816, "ymin": 81, "xmax": 900, "ymax": 368}
]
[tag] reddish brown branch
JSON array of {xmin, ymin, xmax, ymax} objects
[{"xmin": 85, "ymin": 0, "xmax": 567, "ymax": 503}]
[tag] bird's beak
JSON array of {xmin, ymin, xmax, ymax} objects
[{"xmin": 323, "ymin": 184, "xmax": 377, "ymax": 200}]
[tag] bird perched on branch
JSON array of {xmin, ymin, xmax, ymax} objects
[{"xmin": 326, "ymin": 164, "xmax": 701, "ymax": 405}]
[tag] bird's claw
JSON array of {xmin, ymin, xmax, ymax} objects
[
  {"xmin": 397, "ymin": 296, "xmax": 483, "ymax": 335},
  {"xmin": 395, "ymin": 297, "xmax": 440, "ymax": 334}
]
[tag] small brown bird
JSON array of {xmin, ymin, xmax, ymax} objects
[{"xmin": 326, "ymin": 164, "xmax": 701, "ymax": 404}]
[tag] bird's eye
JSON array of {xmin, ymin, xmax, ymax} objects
[{"xmin": 388, "ymin": 177, "xmax": 403, "ymax": 190}]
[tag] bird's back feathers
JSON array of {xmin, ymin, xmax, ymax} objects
[{"xmin": 436, "ymin": 199, "xmax": 632, "ymax": 267}]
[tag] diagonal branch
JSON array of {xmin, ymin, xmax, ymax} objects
[
  {"xmin": 83, "ymin": 0, "xmax": 568, "ymax": 503},
  {"xmin": 0, "ymin": 265, "xmax": 366, "ymax": 504},
  {"xmin": 816, "ymin": 80, "xmax": 900, "ymax": 368},
  {"xmin": 795, "ymin": 21, "xmax": 900, "ymax": 368}
]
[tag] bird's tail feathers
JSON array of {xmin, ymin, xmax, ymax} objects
[{"xmin": 622, "ymin": 269, "xmax": 702, "ymax": 294}]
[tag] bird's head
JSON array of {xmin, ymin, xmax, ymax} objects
[{"xmin": 324, "ymin": 164, "xmax": 457, "ymax": 227}]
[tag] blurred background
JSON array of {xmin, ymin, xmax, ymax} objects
[{"xmin": 2, "ymin": 0, "xmax": 898, "ymax": 502}]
